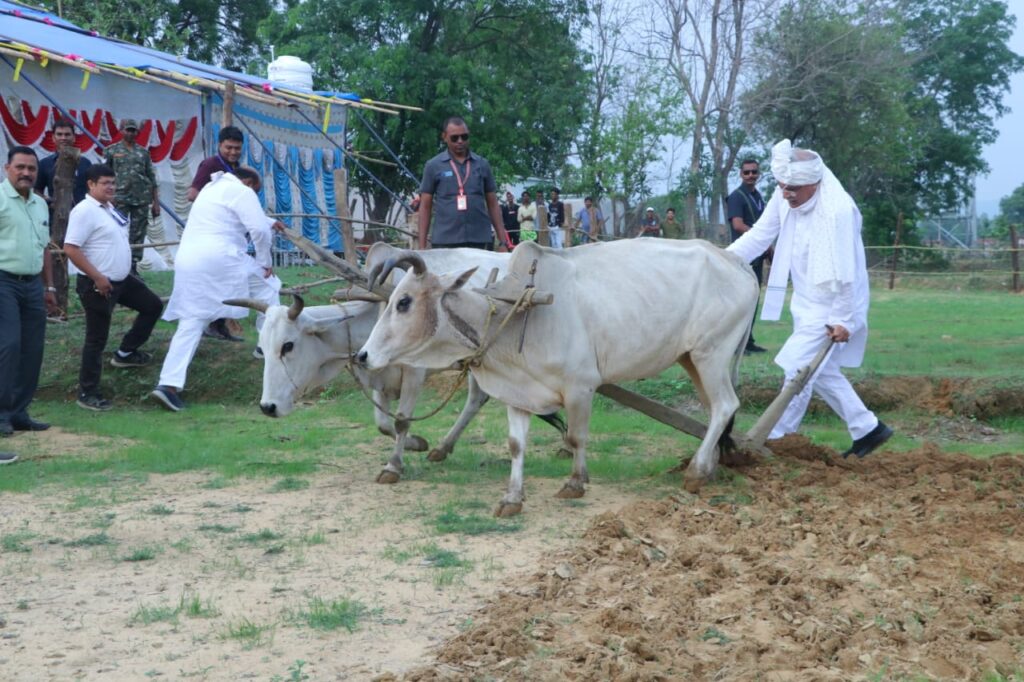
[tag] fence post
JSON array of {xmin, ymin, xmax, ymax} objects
[
  {"xmin": 333, "ymin": 169, "xmax": 357, "ymax": 264},
  {"xmin": 888, "ymin": 211, "xmax": 903, "ymax": 290},
  {"xmin": 1010, "ymin": 224, "xmax": 1021, "ymax": 293}
]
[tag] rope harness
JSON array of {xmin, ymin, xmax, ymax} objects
[{"xmin": 342, "ymin": 283, "xmax": 540, "ymax": 425}]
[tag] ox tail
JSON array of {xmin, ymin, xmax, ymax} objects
[{"xmin": 536, "ymin": 411, "xmax": 568, "ymax": 435}]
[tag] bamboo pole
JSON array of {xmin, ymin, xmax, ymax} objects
[
  {"xmin": 94, "ymin": 63, "xmax": 201, "ymax": 95},
  {"xmin": 221, "ymin": 81, "xmax": 235, "ymax": 126},
  {"xmin": 0, "ymin": 43, "xmax": 100, "ymax": 73},
  {"xmin": 49, "ymin": 146, "xmax": 78, "ymax": 314},
  {"xmin": 1010, "ymin": 225, "xmax": 1021, "ymax": 293},
  {"xmin": 888, "ymin": 211, "xmax": 903, "ymax": 290},
  {"xmin": 333, "ymin": 169, "xmax": 358, "ymax": 264}
]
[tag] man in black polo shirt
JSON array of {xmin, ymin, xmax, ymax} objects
[
  {"xmin": 417, "ymin": 117, "xmax": 512, "ymax": 251},
  {"xmin": 726, "ymin": 158, "xmax": 769, "ymax": 354},
  {"xmin": 501, "ymin": 190, "xmax": 520, "ymax": 245},
  {"xmin": 35, "ymin": 118, "xmax": 92, "ymax": 208}
]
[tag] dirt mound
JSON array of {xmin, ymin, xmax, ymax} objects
[{"xmin": 403, "ymin": 445, "xmax": 1024, "ymax": 681}]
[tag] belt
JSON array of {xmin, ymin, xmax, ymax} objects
[{"xmin": 0, "ymin": 269, "xmax": 39, "ymax": 282}]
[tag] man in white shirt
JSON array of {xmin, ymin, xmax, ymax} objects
[
  {"xmin": 64, "ymin": 164, "xmax": 163, "ymax": 411},
  {"xmin": 150, "ymin": 167, "xmax": 282, "ymax": 411},
  {"xmin": 727, "ymin": 139, "xmax": 892, "ymax": 458}
]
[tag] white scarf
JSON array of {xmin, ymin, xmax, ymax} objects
[{"xmin": 762, "ymin": 141, "xmax": 857, "ymax": 319}]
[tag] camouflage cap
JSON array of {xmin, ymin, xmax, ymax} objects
[{"xmin": 120, "ymin": 118, "xmax": 140, "ymax": 130}]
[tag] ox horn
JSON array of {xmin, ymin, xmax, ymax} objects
[
  {"xmin": 287, "ymin": 294, "xmax": 305, "ymax": 321},
  {"xmin": 367, "ymin": 251, "xmax": 427, "ymax": 292},
  {"xmin": 223, "ymin": 298, "xmax": 269, "ymax": 313}
]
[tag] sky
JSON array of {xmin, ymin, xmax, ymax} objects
[{"xmin": 975, "ymin": 0, "xmax": 1024, "ymax": 217}]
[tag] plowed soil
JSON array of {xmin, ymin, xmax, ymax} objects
[{"xmin": 400, "ymin": 439, "xmax": 1024, "ymax": 681}]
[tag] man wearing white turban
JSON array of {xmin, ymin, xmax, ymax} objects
[{"xmin": 727, "ymin": 139, "xmax": 892, "ymax": 458}]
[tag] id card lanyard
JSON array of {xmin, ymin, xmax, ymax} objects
[{"xmin": 449, "ymin": 158, "xmax": 471, "ymax": 211}]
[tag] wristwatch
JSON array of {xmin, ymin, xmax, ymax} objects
[{"xmin": 45, "ymin": 286, "xmax": 57, "ymax": 293}]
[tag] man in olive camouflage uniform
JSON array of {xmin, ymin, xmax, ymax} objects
[{"xmin": 104, "ymin": 119, "xmax": 161, "ymax": 269}]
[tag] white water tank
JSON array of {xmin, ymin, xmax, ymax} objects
[{"xmin": 268, "ymin": 56, "xmax": 313, "ymax": 91}]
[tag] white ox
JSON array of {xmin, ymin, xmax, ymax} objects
[
  {"xmin": 357, "ymin": 239, "xmax": 759, "ymax": 516},
  {"xmin": 240, "ymin": 243, "xmax": 566, "ymax": 483}
]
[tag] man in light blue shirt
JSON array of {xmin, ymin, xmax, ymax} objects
[{"xmin": 0, "ymin": 146, "xmax": 57, "ymax": 454}]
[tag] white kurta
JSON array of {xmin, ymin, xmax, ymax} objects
[
  {"xmin": 728, "ymin": 190, "xmax": 870, "ymax": 373},
  {"xmin": 163, "ymin": 173, "xmax": 275, "ymax": 322},
  {"xmin": 728, "ymin": 188, "xmax": 877, "ymax": 440}
]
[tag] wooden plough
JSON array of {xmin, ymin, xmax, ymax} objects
[{"xmin": 278, "ymin": 229, "xmax": 832, "ymax": 456}]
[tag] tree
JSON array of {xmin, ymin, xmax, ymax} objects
[
  {"xmin": 897, "ymin": 0, "xmax": 1024, "ymax": 213},
  {"xmin": 644, "ymin": 0, "xmax": 770, "ymax": 236},
  {"xmin": 261, "ymin": 0, "xmax": 591, "ymax": 223},
  {"xmin": 741, "ymin": 0, "xmax": 1023, "ymax": 245},
  {"xmin": 741, "ymin": 1, "xmax": 917, "ymax": 243},
  {"xmin": 43, "ymin": 0, "xmax": 274, "ymax": 71}
]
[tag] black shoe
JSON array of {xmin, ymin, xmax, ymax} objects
[
  {"xmin": 150, "ymin": 385, "xmax": 185, "ymax": 412},
  {"xmin": 745, "ymin": 343, "xmax": 767, "ymax": 354},
  {"xmin": 111, "ymin": 349, "xmax": 153, "ymax": 368},
  {"xmin": 11, "ymin": 417, "xmax": 50, "ymax": 432},
  {"xmin": 203, "ymin": 319, "xmax": 243, "ymax": 343},
  {"xmin": 841, "ymin": 421, "xmax": 894, "ymax": 459},
  {"xmin": 0, "ymin": 421, "xmax": 11, "ymax": 437},
  {"xmin": 77, "ymin": 394, "xmax": 113, "ymax": 412},
  {"xmin": 0, "ymin": 452, "xmax": 17, "ymax": 465}
]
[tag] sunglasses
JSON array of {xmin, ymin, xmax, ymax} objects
[
  {"xmin": 448, "ymin": 133, "xmax": 470, "ymax": 142},
  {"xmin": 742, "ymin": 169, "xmax": 760, "ymax": 176}
]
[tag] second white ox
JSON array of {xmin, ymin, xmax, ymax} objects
[
  {"xmin": 357, "ymin": 239, "xmax": 759, "ymax": 516},
  {"xmin": 245, "ymin": 243, "xmax": 565, "ymax": 483}
]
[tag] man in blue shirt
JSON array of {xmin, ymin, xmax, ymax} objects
[
  {"xmin": 35, "ymin": 118, "xmax": 92, "ymax": 208},
  {"xmin": 726, "ymin": 158, "xmax": 769, "ymax": 354},
  {"xmin": 417, "ymin": 117, "xmax": 511, "ymax": 251}
]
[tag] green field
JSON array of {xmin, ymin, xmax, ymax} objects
[{"xmin": 6, "ymin": 265, "xmax": 1024, "ymax": 497}]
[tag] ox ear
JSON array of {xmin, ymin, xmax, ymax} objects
[{"xmin": 447, "ymin": 267, "xmax": 479, "ymax": 293}]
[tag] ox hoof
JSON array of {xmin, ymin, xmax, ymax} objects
[
  {"xmin": 494, "ymin": 501, "xmax": 523, "ymax": 517},
  {"xmin": 683, "ymin": 474, "xmax": 705, "ymax": 494},
  {"xmin": 405, "ymin": 435, "xmax": 429, "ymax": 452},
  {"xmin": 376, "ymin": 469, "xmax": 401, "ymax": 485},
  {"xmin": 427, "ymin": 447, "xmax": 451, "ymax": 463},
  {"xmin": 555, "ymin": 447, "xmax": 573, "ymax": 459},
  {"xmin": 555, "ymin": 482, "xmax": 586, "ymax": 499}
]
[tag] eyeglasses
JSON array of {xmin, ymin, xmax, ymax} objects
[
  {"xmin": 448, "ymin": 133, "xmax": 470, "ymax": 142},
  {"xmin": 742, "ymin": 169, "xmax": 759, "ymax": 176}
]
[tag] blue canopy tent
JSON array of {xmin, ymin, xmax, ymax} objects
[{"xmin": 0, "ymin": 0, "xmax": 405, "ymax": 257}]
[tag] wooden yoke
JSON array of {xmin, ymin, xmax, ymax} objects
[{"xmin": 280, "ymin": 226, "xmax": 393, "ymax": 298}]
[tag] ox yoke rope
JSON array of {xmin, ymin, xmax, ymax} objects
[{"xmin": 342, "ymin": 284, "xmax": 539, "ymax": 424}]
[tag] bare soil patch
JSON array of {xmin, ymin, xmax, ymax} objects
[
  {"xmin": 403, "ymin": 440, "xmax": 1024, "ymax": 681},
  {"xmin": 0, "ymin": 448, "xmax": 650, "ymax": 681}
]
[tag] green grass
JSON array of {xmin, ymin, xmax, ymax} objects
[
  {"xmin": 433, "ymin": 502, "xmax": 522, "ymax": 536},
  {"xmin": 1, "ymin": 531, "xmax": 35, "ymax": 553},
  {"xmin": 270, "ymin": 476, "xmax": 310, "ymax": 492},
  {"xmin": 0, "ymin": 285, "xmax": 1019, "ymax": 506},
  {"xmin": 122, "ymin": 546, "xmax": 159, "ymax": 562},
  {"xmin": 198, "ymin": 523, "xmax": 237, "ymax": 534},
  {"xmin": 223, "ymin": 617, "xmax": 275, "ymax": 649},
  {"xmin": 65, "ymin": 532, "xmax": 115, "ymax": 548},
  {"xmin": 293, "ymin": 596, "xmax": 373, "ymax": 632},
  {"xmin": 240, "ymin": 528, "xmax": 284, "ymax": 544}
]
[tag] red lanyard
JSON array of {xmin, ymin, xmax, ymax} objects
[{"xmin": 448, "ymin": 158, "xmax": 471, "ymax": 196}]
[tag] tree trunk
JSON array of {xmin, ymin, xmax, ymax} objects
[{"xmin": 50, "ymin": 146, "xmax": 78, "ymax": 316}]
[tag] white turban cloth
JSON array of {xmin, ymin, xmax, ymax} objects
[
  {"xmin": 771, "ymin": 139, "xmax": 856, "ymax": 293},
  {"xmin": 770, "ymin": 138, "xmax": 823, "ymax": 186}
]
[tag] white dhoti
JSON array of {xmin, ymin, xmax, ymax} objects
[{"xmin": 157, "ymin": 173, "xmax": 279, "ymax": 390}]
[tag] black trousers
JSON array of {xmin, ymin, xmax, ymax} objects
[
  {"xmin": 747, "ymin": 255, "xmax": 766, "ymax": 347},
  {"xmin": 0, "ymin": 271, "xmax": 46, "ymax": 425},
  {"xmin": 76, "ymin": 274, "xmax": 163, "ymax": 396}
]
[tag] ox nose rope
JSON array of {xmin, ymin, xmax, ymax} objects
[{"xmin": 343, "ymin": 284, "xmax": 539, "ymax": 424}]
